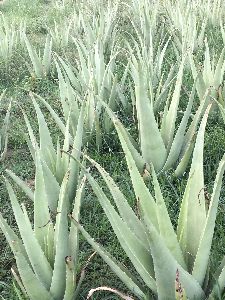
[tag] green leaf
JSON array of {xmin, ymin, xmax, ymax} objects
[
  {"xmin": 162, "ymin": 81, "xmax": 195, "ymax": 171},
  {"xmin": 144, "ymin": 219, "xmax": 205, "ymax": 300},
  {"xmin": 50, "ymin": 173, "xmax": 69, "ymax": 299},
  {"xmin": 71, "ymin": 218, "xmax": 147, "ymax": 299},
  {"xmin": 5, "ymin": 179, "xmax": 53, "ymax": 289},
  {"xmin": 85, "ymin": 171, "xmax": 156, "ymax": 291},
  {"xmin": 177, "ymin": 105, "xmax": 211, "ymax": 269},
  {"xmin": 6, "ymin": 169, "xmax": 34, "ymax": 202},
  {"xmin": 14, "ymin": 245, "xmax": 53, "ymax": 300},
  {"xmin": 151, "ymin": 166, "xmax": 187, "ymax": 269},
  {"xmin": 162, "ymin": 58, "xmax": 185, "ymax": 150},
  {"xmin": 192, "ymin": 154, "xmax": 225, "ymax": 285},
  {"xmin": 134, "ymin": 63, "xmax": 167, "ymax": 171},
  {"xmin": 24, "ymin": 35, "xmax": 43, "ymax": 78},
  {"xmin": 85, "ymin": 156, "xmax": 149, "ymax": 250}
]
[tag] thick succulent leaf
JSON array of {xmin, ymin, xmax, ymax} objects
[
  {"xmin": 213, "ymin": 47, "xmax": 225, "ymax": 87},
  {"xmin": 41, "ymin": 161, "xmax": 60, "ymax": 212},
  {"xmin": 69, "ymin": 176, "xmax": 86, "ymax": 267},
  {"xmin": 192, "ymin": 154, "xmax": 225, "ymax": 285},
  {"xmin": 14, "ymin": 247, "xmax": 53, "ymax": 300},
  {"xmin": 112, "ymin": 119, "xmax": 159, "ymax": 230},
  {"xmin": 50, "ymin": 173, "xmax": 69, "ymax": 299},
  {"xmin": 67, "ymin": 103, "xmax": 85, "ymax": 202},
  {"xmin": 63, "ymin": 256, "xmax": 76, "ymax": 300},
  {"xmin": 24, "ymin": 35, "xmax": 43, "ymax": 78},
  {"xmin": 144, "ymin": 219, "xmax": 205, "ymax": 300},
  {"xmin": 162, "ymin": 82, "xmax": 195, "ymax": 171},
  {"xmin": 135, "ymin": 63, "xmax": 167, "ymax": 171},
  {"xmin": 85, "ymin": 171, "xmax": 156, "ymax": 291},
  {"xmin": 33, "ymin": 151, "xmax": 51, "ymax": 250},
  {"xmin": 181, "ymin": 98, "xmax": 207, "ymax": 159},
  {"xmin": 42, "ymin": 34, "xmax": 52, "ymax": 75},
  {"xmin": 0, "ymin": 100, "xmax": 11, "ymax": 161},
  {"xmin": 31, "ymin": 95, "xmax": 56, "ymax": 170},
  {"xmin": 55, "ymin": 59, "xmax": 70, "ymax": 121},
  {"xmin": 102, "ymin": 102, "xmax": 146, "ymax": 173},
  {"xmin": 189, "ymin": 55, "xmax": 206, "ymax": 101},
  {"xmin": 34, "ymin": 93, "xmax": 68, "ymax": 139},
  {"xmin": 177, "ymin": 106, "xmax": 210, "ymax": 269},
  {"xmin": 175, "ymin": 135, "xmax": 196, "ymax": 177},
  {"xmin": 57, "ymin": 54, "xmax": 80, "ymax": 90},
  {"xmin": 5, "ymin": 179, "xmax": 53, "ymax": 289},
  {"xmin": 151, "ymin": 166, "xmax": 187, "ymax": 269},
  {"xmin": 161, "ymin": 59, "xmax": 185, "ymax": 150},
  {"xmin": 0, "ymin": 213, "xmax": 27, "ymax": 260},
  {"xmin": 85, "ymin": 156, "xmax": 149, "ymax": 249},
  {"xmin": 203, "ymin": 41, "xmax": 212, "ymax": 86},
  {"xmin": 11, "ymin": 267, "xmax": 27, "ymax": 298},
  {"xmin": 22, "ymin": 108, "xmax": 38, "ymax": 151},
  {"xmin": 6, "ymin": 169, "xmax": 34, "ymax": 202},
  {"xmin": 71, "ymin": 218, "xmax": 147, "ymax": 299}
]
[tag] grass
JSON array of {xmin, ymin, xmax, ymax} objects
[{"xmin": 0, "ymin": 0, "xmax": 225, "ymax": 299}]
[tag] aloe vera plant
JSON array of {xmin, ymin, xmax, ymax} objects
[
  {"xmin": 48, "ymin": 19, "xmax": 73, "ymax": 49},
  {"xmin": 35, "ymin": 38, "xmax": 128, "ymax": 149},
  {"xmin": 128, "ymin": 33, "xmax": 175, "ymax": 113},
  {"xmin": 0, "ymin": 162, "xmax": 86, "ymax": 300},
  {"xmin": 165, "ymin": 0, "xmax": 206, "ymax": 57},
  {"xmin": 0, "ymin": 95, "xmax": 87, "ymax": 299},
  {"xmin": 72, "ymin": 106, "xmax": 225, "ymax": 299},
  {"xmin": 104, "ymin": 59, "xmax": 207, "ymax": 176},
  {"xmin": 189, "ymin": 40, "xmax": 225, "ymax": 105},
  {"xmin": 0, "ymin": 15, "xmax": 26, "ymax": 65},
  {"xmin": 24, "ymin": 34, "xmax": 52, "ymax": 78},
  {"xmin": 21, "ymin": 94, "xmax": 85, "ymax": 205}
]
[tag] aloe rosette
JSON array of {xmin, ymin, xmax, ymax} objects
[{"xmin": 72, "ymin": 106, "xmax": 225, "ymax": 299}]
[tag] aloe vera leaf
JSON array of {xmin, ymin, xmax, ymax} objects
[
  {"xmin": 71, "ymin": 219, "xmax": 147, "ymax": 299},
  {"xmin": 33, "ymin": 151, "xmax": 51, "ymax": 251},
  {"xmin": 50, "ymin": 173, "xmax": 69, "ymax": 299},
  {"xmin": 162, "ymin": 58, "xmax": 185, "ymax": 151},
  {"xmin": 14, "ymin": 245, "xmax": 53, "ymax": 300},
  {"xmin": 6, "ymin": 169, "xmax": 34, "ymax": 202},
  {"xmin": 31, "ymin": 95, "xmax": 56, "ymax": 168},
  {"xmin": 192, "ymin": 154, "xmax": 225, "ymax": 285},
  {"xmin": 67, "ymin": 103, "xmax": 85, "ymax": 202},
  {"xmin": 85, "ymin": 171, "xmax": 156, "ymax": 290},
  {"xmin": 162, "ymin": 82, "xmax": 195, "ymax": 171},
  {"xmin": 34, "ymin": 93, "xmax": 68, "ymax": 140},
  {"xmin": 42, "ymin": 34, "xmax": 52, "ymax": 75},
  {"xmin": 151, "ymin": 166, "xmax": 187, "ymax": 269},
  {"xmin": 102, "ymin": 102, "xmax": 146, "ymax": 173},
  {"xmin": 177, "ymin": 106, "xmax": 211, "ymax": 268},
  {"xmin": 0, "ymin": 213, "xmax": 27, "ymax": 260},
  {"xmin": 5, "ymin": 180, "xmax": 52, "ymax": 288},
  {"xmin": 24, "ymin": 35, "xmax": 43, "ymax": 78},
  {"xmin": 134, "ymin": 63, "xmax": 167, "ymax": 171},
  {"xmin": 144, "ymin": 219, "xmax": 205, "ymax": 300},
  {"xmin": 85, "ymin": 156, "xmax": 149, "ymax": 249},
  {"xmin": 41, "ymin": 161, "xmax": 60, "ymax": 212}
]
